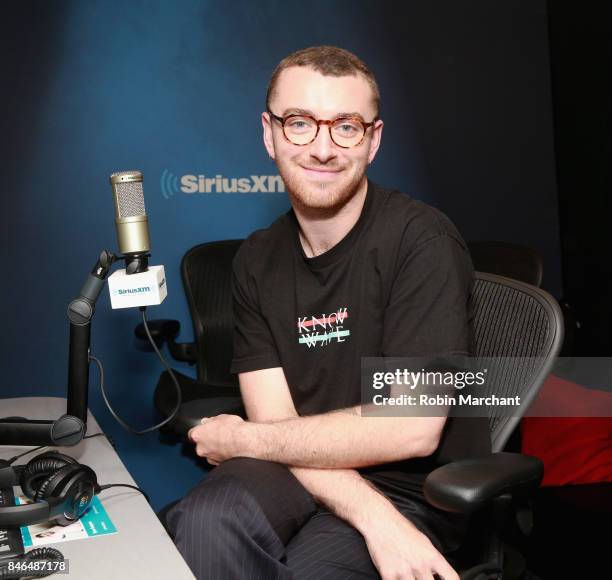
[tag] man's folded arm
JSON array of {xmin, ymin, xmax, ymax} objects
[
  {"xmin": 238, "ymin": 367, "xmax": 446, "ymax": 469},
  {"xmin": 238, "ymin": 366, "xmax": 407, "ymax": 531}
]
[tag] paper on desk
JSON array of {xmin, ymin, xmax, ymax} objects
[{"xmin": 14, "ymin": 493, "xmax": 117, "ymax": 548}]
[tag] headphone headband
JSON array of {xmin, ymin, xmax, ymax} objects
[{"xmin": 0, "ymin": 496, "xmax": 62, "ymax": 527}]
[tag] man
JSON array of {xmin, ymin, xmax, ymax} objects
[{"xmin": 167, "ymin": 45, "xmax": 489, "ymax": 579}]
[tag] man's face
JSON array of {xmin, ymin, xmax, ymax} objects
[{"xmin": 263, "ymin": 66, "xmax": 383, "ymax": 212}]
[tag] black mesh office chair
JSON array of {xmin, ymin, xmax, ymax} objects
[
  {"xmin": 146, "ymin": 244, "xmax": 563, "ymax": 579},
  {"xmin": 135, "ymin": 239, "xmax": 245, "ymax": 435},
  {"xmin": 425, "ymin": 272, "xmax": 564, "ymax": 579}
]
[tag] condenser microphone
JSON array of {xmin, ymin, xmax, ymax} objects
[
  {"xmin": 107, "ymin": 170, "xmax": 167, "ymax": 309},
  {"xmin": 109, "ymin": 170, "xmax": 151, "ymax": 274}
]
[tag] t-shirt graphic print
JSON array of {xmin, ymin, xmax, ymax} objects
[{"xmin": 297, "ymin": 307, "xmax": 350, "ymax": 348}]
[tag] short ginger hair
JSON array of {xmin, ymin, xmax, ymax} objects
[{"xmin": 266, "ymin": 45, "xmax": 380, "ymax": 117}]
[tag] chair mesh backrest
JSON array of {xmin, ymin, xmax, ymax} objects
[
  {"xmin": 470, "ymin": 272, "xmax": 564, "ymax": 452},
  {"xmin": 181, "ymin": 239, "xmax": 244, "ymax": 384}
]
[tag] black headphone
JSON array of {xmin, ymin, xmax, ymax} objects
[{"xmin": 0, "ymin": 451, "xmax": 99, "ymax": 528}]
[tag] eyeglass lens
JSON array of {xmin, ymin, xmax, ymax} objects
[{"xmin": 283, "ymin": 116, "xmax": 365, "ymax": 147}]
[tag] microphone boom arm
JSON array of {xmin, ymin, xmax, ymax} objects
[
  {"xmin": 0, "ymin": 251, "xmax": 118, "ymax": 447},
  {"xmin": 67, "ymin": 250, "xmax": 118, "ymax": 422}
]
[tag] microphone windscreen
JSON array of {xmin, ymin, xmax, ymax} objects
[{"xmin": 110, "ymin": 170, "xmax": 146, "ymax": 219}]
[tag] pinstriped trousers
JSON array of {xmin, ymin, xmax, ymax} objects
[{"xmin": 166, "ymin": 457, "xmax": 467, "ymax": 580}]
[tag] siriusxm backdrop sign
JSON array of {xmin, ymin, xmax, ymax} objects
[{"xmin": 161, "ymin": 170, "xmax": 285, "ymax": 199}]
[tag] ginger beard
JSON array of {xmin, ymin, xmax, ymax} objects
[{"xmin": 275, "ymin": 151, "xmax": 368, "ymax": 214}]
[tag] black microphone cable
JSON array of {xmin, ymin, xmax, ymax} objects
[
  {"xmin": 93, "ymin": 306, "xmax": 182, "ymax": 435},
  {"xmin": 3, "ymin": 433, "xmax": 111, "ymax": 467},
  {"xmin": 97, "ymin": 483, "xmax": 150, "ymax": 505}
]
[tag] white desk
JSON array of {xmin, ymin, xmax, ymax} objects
[{"xmin": 0, "ymin": 397, "xmax": 195, "ymax": 580}]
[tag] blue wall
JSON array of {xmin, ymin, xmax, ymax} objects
[{"xmin": 0, "ymin": 0, "xmax": 560, "ymax": 511}]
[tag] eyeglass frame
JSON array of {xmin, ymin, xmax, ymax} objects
[{"xmin": 267, "ymin": 109, "xmax": 378, "ymax": 149}]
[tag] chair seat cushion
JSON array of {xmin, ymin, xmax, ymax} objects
[{"xmin": 154, "ymin": 369, "xmax": 244, "ymax": 436}]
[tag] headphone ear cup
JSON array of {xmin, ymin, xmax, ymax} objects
[
  {"xmin": 36, "ymin": 464, "xmax": 96, "ymax": 522},
  {"xmin": 35, "ymin": 464, "xmax": 82, "ymax": 502},
  {"xmin": 21, "ymin": 452, "xmax": 80, "ymax": 499}
]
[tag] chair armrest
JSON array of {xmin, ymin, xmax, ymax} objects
[
  {"xmin": 134, "ymin": 319, "xmax": 197, "ymax": 364},
  {"xmin": 423, "ymin": 452, "xmax": 543, "ymax": 514}
]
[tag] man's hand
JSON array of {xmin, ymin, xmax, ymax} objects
[
  {"xmin": 187, "ymin": 414, "xmax": 249, "ymax": 466},
  {"xmin": 358, "ymin": 500, "xmax": 459, "ymax": 580}
]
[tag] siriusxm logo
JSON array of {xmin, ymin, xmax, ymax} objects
[
  {"xmin": 112, "ymin": 286, "xmax": 152, "ymax": 296},
  {"xmin": 161, "ymin": 170, "xmax": 285, "ymax": 199}
]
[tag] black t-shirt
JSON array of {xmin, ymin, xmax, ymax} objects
[{"xmin": 230, "ymin": 180, "xmax": 490, "ymax": 488}]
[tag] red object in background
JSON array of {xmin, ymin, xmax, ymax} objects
[{"xmin": 522, "ymin": 374, "xmax": 612, "ymax": 486}]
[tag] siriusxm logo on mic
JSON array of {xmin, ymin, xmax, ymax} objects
[
  {"xmin": 111, "ymin": 278, "xmax": 165, "ymax": 296},
  {"xmin": 112, "ymin": 285, "xmax": 152, "ymax": 296},
  {"xmin": 160, "ymin": 170, "xmax": 285, "ymax": 199}
]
